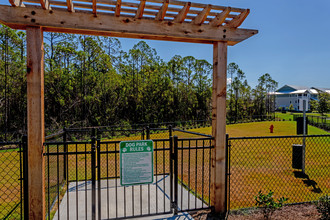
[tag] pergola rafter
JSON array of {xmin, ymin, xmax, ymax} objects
[
  {"xmin": 0, "ymin": 0, "xmax": 257, "ymax": 45},
  {"xmin": 0, "ymin": 0, "xmax": 258, "ymax": 219}
]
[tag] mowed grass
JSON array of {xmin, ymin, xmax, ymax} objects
[
  {"xmin": 0, "ymin": 147, "xmax": 22, "ymax": 219},
  {"xmin": 190, "ymin": 121, "xmax": 329, "ymax": 137},
  {"xmin": 60, "ymin": 122, "xmax": 328, "ymax": 210},
  {"xmin": 1, "ymin": 121, "xmax": 328, "ymax": 218}
]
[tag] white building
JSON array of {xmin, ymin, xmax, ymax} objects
[{"xmin": 272, "ymin": 85, "xmax": 330, "ymax": 111}]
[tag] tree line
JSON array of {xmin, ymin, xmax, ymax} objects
[{"xmin": 0, "ymin": 25, "xmax": 278, "ymax": 139}]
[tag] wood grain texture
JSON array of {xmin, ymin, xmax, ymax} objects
[
  {"xmin": 92, "ymin": 0, "xmax": 97, "ymax": 15},
  {"xmin": 0, "ymin": 6, "xmax": 257, "ymax": 45},
  {"xmin": 66, "ymin": 0, "xmax": 74, "ymax": 12},
  {"xmin": 26, "ymin": 26, "xmax": 45, "ymax": 220},
  {"xmin": 40, "ymin": 0, "xmax": 51, "ymax": 10},
  {"xmin": 115, "ymin": 0, "xmax": 121, "ymax": 16},
  {"xmin": 226, "ymin": 9, "xmax": 250, "ymax": 28},
  {"xmin": 135, "ymin": 0, "xmax": 146, "ymax": 19},
  {"xmin": 9, "ymin": 0, "xmax": 25, "ymax": 7},
  {"xmin": 192, "ymin": 4, "xmax": 211, "ymax": 25},
  {"xmin": 173, "ymin": 1, "xmax": 191, "ymax": 23},
  {"xmin": 155, "ymin": 0, "xmax": 169, "ymax": 21},
  {"xmin": 211, "ymin": 41, "xmax": 227, "ymax": 214},
  {"xmin": 209, "ymin": 7, "xmax": 231, "ymax": 27}
]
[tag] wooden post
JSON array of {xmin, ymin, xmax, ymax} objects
[
  {"xmin": 26, "ymin": 26, "xmax": 45, "ymax": 219},
  {"xmin": 211, "ymin": 41, "xmax": 227, "ymax": 214}
]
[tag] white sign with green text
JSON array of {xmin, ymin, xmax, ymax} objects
[{"xmin": 120, "ymin": 140, "xmax": 154, "ymax": 186}]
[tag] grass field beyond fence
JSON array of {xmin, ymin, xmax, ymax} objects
[{"xmin": 0, "ymin": 121, "xmax": 329, "ymax": 219}]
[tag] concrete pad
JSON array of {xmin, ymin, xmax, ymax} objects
[{"xmin": 53, "ymin": 175, "xmax": 205, "ymax": 219}]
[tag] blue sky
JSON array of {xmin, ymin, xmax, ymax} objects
[{"xmin": 119, "ymin": 0, "xmax": 330, "ymax": 89}]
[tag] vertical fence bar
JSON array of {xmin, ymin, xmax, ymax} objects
[
  {"xmin": 169, "ymin": 125, "xmax": 172, "ymax": 139},
  {"xmin": 173, "ymin": 136, "xmax": 178, "ymax": 215},
  {"xmin": 47, "ymin": 143, "xmax": 50, "ymax": 219},
  {"xmin": 63, "ymin": 128, "xmax": 67, "ymax": 181},
  {"xmin": 57, "ymin": 144, "xmax": 60, "ymax": 219},
  {"xmin": 97, "ymin": 130, "xmax": 101, "ymax": 220},
  {"xmin": 23, "ymin": 135, "xmax": 29, "ymax": 220},
  {"xmin": 169, "ymin": 136, "xmax": 173, "ymax": 213},
  {"xmin": 225, "ymin": 134, "xmax": 229, "ymax": 214},
  {"xmin": 227, "ymin": 137, "xmax": 231, "ymax": 212},
  {"xmin": 146, "ymin": 126, "xmax": 150, "ymax": 140},
  {"xmin": 91, "ymin": 128, "xmax": 96, "ymax": 220},
  {"xmin": 20, "ymin": 140, "xmax": 23, "ymax": 219}
]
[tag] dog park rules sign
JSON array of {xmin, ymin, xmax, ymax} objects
[{"xmin": 120, "ymin": 140, "xmax": 154, "ymax": 186}]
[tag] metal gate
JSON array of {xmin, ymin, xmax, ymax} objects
[
  {"xmin": 0, "ymin": 136, "xmax": 28, "ymax": 220},
  {"xmin": 44, "ymin": 127, "xmax": 213, "ymax": 219}
]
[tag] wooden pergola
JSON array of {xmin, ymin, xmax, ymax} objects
[{"xmin": 0, "ymin": 0, "xmax": 258, "ymax": 218}]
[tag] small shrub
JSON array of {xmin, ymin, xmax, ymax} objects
[
  {"xmin": 316, "ymin": 195, "xmax": 330, "ymax": 220},
  {"xmin": 255, "ymin": 190, "xmax": 288, "ymax": 220}
]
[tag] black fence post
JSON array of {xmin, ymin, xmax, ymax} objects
[
  {"xmin": 142, "ymin": 127, "xmax": 145, "ymax": 140},
  {"xmin": 225, "ymin": 134, "xmax": 229, "ymax": 215},
  {"xmin": 96, "ymin": 129, "xmax": 101, "ymax": 220},
  {"xmin": 173, "ymin": 135, "xmax": 178, "ymax": 215},
  {"xmin": 169, "ymin": 125, "xmax": 172, "ymax": 139},
  {"xmin": 169, "ymin": 136, "xmax": 174, "ymax": 213},
  {"xmin": 146, "ymin": 126, "xmax": 150, "ymax": 140},
  {"xmin": 91, "ymin": 128, "xmax": 96, "ymax": 220},
  {"xmin": 22, "ymin": 135, "xmax": 29, "ymax": 220},
  {"xmin": 63, "ymin": 128, "xmax": 67, "ymax": 181}
]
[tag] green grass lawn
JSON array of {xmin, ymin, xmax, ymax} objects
[
  {"xmin": 1, "ymin": 121, "xmax": 328, "ymax": 218},
  {"xmin": 276, "ymin": 112, "xmax": 330, "ymax": 121},
  {"xmin": 189, "ymin": 121, "xmax": 328, "ymax": 137}
]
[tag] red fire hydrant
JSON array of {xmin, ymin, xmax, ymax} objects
[{"xmin": 269, "ymin": 124, "xmax": 274, "ymax": 133}]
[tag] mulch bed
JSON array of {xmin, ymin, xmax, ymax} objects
[{"xmin": 189, "ymin": 203, "xmax": 321, "ymax": 220}]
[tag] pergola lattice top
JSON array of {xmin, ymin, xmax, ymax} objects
[
  {"xmin": 10, "ymin": 0, "xmax": 249, "ymax": 27},
  {"xmin": 2, "ymin": 0, "xmax": 257, "ymax": 45}
]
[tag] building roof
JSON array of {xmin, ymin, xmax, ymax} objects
[{"xmin": 274, "ymin": 85, "xmax": 330, "ymax": 95}]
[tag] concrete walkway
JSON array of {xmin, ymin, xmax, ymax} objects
[{"xmin": 53, "ymin": 175, "xmax": 205, "ymax": 219}]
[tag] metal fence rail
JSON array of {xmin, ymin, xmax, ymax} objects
[
  {"xmin": 227, "ymin": 134, "xmax": 330, "ymax": 210},
  {"xmin": 293, "ymin": 114, "xmax": 330, "ymax": 131}
]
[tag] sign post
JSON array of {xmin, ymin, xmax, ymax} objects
[{"xmin": 120, "ymin": 140, "xmax": 154, "ymax": 186}]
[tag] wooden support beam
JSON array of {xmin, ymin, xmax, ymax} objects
[
  {"xmin": 0, "ymin": 5, "xmax": 258, "ymax": 45},
  {"xmin": 66, "ymin": 0, "xmax": 74, "ymax": 12},
  {"xmin": 135, "ymin": 0, "xmax": 146, "ymax": 19},
  {"xmin": 26, "ymin": 26, "xmax": 45, "ymax": 220},
  {"xmin": 173, "ymin": 1, "xmax": 191, "ymax": 23},
  {"xmin": 115, "ymin": 0, "xmax": 121, "ymax": 17},
  {"xmin": 209, "ymin": 7, "xmax": 231, "ymax": 27},
  {"xmin": 9, "ymin": 0, "xmax": 25, "ymax": 7},
  {"xmin": 155, "ymin": 0, "xmax": 169, "ymax": 21},
  {"xmin": 211, "ymin": 41, "xmax": 227, "ymax": 215},
  {"xmin": 92, "ymin": 0, "xmax": 97, "ymax": 16},
  {"xmin": 192, "ymin": 4, "xmax": 211, "ymax": 25},
  {"xmin": 226, "ymin": 9, "xmax": 250, "ymax": 28},
  {"xmin": 40, "ymin": 0, "xmax": 51, "ymax": 10}
]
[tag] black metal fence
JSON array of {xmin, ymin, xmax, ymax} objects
[
  {"xmin": 293, "ymin": 114, "xmax": 330, "ymax": 131},
  {"xmin": 43, "ymin": 126, "xmax": 213, "ymax": 219},
  {"xmin": 227, "ymin": 134, "xmax": 330, "ymax": 210},
  {"xmin": 227, "ymin": 115, "xmax": 275, "ymax": 124},
  {"xmin": 0, "ymin": 136, "xmax": 28, "ymax": 220}
]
